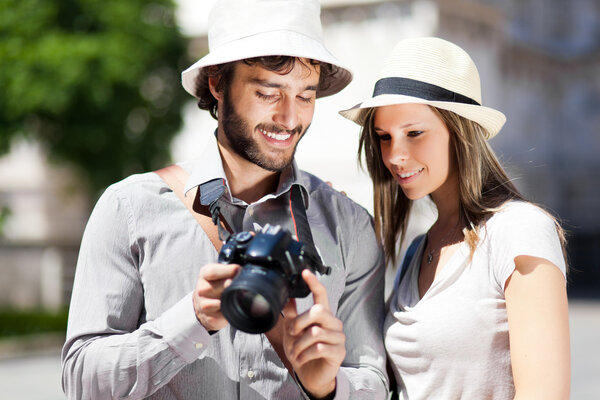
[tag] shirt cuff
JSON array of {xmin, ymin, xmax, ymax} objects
[
  {"xmin": 160, "ymin": 292, "xmax": 211, "ymax": 363},
  {"xmin": 295, "ymin": 370, "xmax": 349, "ymax": 400},
  {"xmin": 332, "ymin": 370, "xmax": 350, "ymax": 400}
]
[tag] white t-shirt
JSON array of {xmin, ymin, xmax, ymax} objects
[{"xmin": 384, "ymin": 201, "xmax": 566, "ymax": 400}]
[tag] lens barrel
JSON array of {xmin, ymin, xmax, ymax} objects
[{"xmin": 221, "ymin": 264, "xmax": 289, "ymax": 333}]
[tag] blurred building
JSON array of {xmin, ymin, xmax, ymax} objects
[
  {"xmin": 0, "ymin": 140, "xmax": 89, "ymax": 310},
  {"xmin": 0, "ymin": 0, "xmax": 598, "ymax": 309},
  {"xmin": 499, "ymin": 0, "xmax": 600, "ymax": 294}
]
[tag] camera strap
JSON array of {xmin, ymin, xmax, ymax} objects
[
  {"xmin": 289, "ymin": 185, "xmax": 330, "ymax": 275},
  {"xmin": 154, "ymin": 165, "xmax": 226, "ymax": 252},
  {"xmin": 156, "ymin": 165, "xmax": 328, "ymax": 274}
]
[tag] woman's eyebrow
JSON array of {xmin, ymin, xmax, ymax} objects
[{"xmin": 374, "ymin": 122, "xmax": 419, "ymax": 131}]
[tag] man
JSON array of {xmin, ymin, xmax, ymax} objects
[{"xmin": 61, "ymin": 0, "xmax": 387, "ymax": 399}]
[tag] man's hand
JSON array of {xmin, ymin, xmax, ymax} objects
[
  {"xmin": 192, "ymin": 263, "xmax": 240, "ymax": 331},
  {"xmin": 283, "ymin": 269, "xmax": 346, "ymax": 399}
]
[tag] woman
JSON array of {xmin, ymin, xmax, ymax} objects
[{"xmin": 340, "ymin": 37, "xmax": 570, "ymax": 399}]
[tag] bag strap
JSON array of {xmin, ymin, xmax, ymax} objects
[
  {"xmin": 154, "ymin": 165, "xmax": 223, "ymax": 252},
  {"xmin": 386, "ymin": 233, "xmax": 425, "ymax": 311},
  {"xmin": 387, "ymin": 233, "xmax": 425, "ymax": 400},
  {"xmin": 393, "ymin": 233, "xmax": 426, "ymax": 290}
]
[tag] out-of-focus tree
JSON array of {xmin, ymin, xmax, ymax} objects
[{"xmin": 0, "ymin": 0, "xmax": 188, "ymax": 196}]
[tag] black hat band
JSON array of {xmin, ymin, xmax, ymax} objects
[{"xmin": 372, "ymin": 77, "xmax": 480, "ymax": 106}]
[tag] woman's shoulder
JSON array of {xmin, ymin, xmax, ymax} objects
[
  {"xmin": 483, "ymin": 200, "xmax": 564, "ymax": 260},
  {"xmin": 483, "ymin": 201, "xmax": 566, "ymax": 282},
  {"xmin": 488, "ymin": 200, "xmax": 556, "ymax": 229}
]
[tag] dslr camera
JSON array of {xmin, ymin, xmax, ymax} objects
[{"xmin": 219, "ymin": 225, "xmax": 331, "ymax": 334}]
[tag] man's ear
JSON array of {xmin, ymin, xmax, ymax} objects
[{"xmin": 208, "ymin": 75, "xmax": 223, "ymax": 101}]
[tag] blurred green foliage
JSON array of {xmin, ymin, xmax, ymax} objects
[
  {"xmin": 0, "ymin": 206, "xmax": 10, "ymax": 236},
  {"xmin": 0, "ymin": 308, "xmax": 68, "ymax": 337},
  {"xmin": 0, "ymin": 0, "xmax": 189, "ymax": 196}
]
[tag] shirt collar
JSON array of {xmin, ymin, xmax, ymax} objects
[
  {"xmin": 183, "ymin": 130, "xmax": 310, "ymax": 208},
  {"xmin": 183, "ymin": 132, "xmax": 227, "ymax": 198}
]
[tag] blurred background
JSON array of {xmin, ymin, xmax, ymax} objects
[{"xmin": 0, "ymin": 0, "xmax": 598, "ymax": 398}]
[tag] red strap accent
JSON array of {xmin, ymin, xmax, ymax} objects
[{"xmin": 288, "ymin": 190, "xmax": 299, "ymax": 239}]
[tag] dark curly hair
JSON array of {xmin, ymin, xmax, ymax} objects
[{"xmin": 194, "ymin": 56, "xmax": 339, "ymax": 120}]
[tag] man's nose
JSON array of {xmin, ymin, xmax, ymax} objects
[{"xmin": 272, "ymin": 97, "xmax": 299, "ymax": 131}]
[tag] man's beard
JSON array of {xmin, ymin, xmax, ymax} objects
[{"xmin": 220, "ymin": 90, "xmax": 307, "ymax": 172}]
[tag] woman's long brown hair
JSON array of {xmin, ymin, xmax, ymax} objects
[{"xmin": 358, "ymin": 106, "xmax": 567, "ymax": 268}]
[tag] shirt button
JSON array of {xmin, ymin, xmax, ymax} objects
[
  {"xmin": 195, "ymin": 342, "xmax": 203, "ymax": 349},
  {"xmin": 247, "ymin": 370, "xmax": 255, "ymax": 378}
]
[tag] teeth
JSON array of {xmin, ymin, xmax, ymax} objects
[
  {"xmin": 399, "ymin": 168, "xmax": 423, "ymax": 178},
  {"xmin": 260, "ymin": 128, "xmax": 291, "ymax": 141}
]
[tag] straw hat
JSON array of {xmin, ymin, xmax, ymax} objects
[
  {"xmin": 339, "ymin": 37, "xmax": 506, "ymax": 138},
  {"xmin": 181, "ymin": 0, "xmax": 352, "ymax": 99}
]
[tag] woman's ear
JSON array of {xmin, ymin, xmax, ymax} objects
[{"xmin": 208, "ymin": 75, "xmax": 222, "ymax": 101}]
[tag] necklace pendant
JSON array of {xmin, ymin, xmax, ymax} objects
[{"xmin": 427, "ymin": 252, "xmax": 433, "ymax": 264}]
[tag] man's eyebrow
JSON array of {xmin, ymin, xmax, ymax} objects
[{"xmin": 249, "ymin": 78, "xmax": 317, "ymax": 92}]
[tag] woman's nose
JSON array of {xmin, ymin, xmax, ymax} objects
[{"xmin": 387, "ymin": 138, "xmax": 410, "ymax": 165}]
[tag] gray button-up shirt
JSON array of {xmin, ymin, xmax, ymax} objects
[{"xmin": 62, "ymin": 135, "xmax": 388, "ymax": 399}]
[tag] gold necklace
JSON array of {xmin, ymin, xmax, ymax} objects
[{"xmin": 426, "ymin": 246, "xmax": 435, "ymax": 264}]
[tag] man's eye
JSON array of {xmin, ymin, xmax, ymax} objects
[
  {"xmin": 298, "ymin": 96, "xmax": 313, "ymax": 103},
  {"xmin": 256, "ymin": 92, "xmax": 276, "ymax": 101}
]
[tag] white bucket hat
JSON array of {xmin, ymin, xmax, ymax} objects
[
  {"xmin": 339, "ymin": 37, "xmax": 506, "ymax": 138},
  {"xmin": 181, "ymin": 0, "xmax": 352, "ymax": 99}
]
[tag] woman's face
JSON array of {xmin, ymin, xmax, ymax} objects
[{"xmin": 373, "ymin": 103, "xmax": 457, "ymax": 201}]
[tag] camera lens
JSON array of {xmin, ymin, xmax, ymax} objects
[
  {"xmin": 221, "ymin": 264, "xmax": 289, "ymax": 333},
  {"xmin": 234, "ymin": 290, "xmax": 271, "ymax": 319}
]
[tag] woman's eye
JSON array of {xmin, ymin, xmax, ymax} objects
[
  {"xmin": 407, "ymin": 130, "xmax": 424, "ymax": 137},
  {"xmin": 377, "ymin": 134, "xmax": 391, "ymax": 142}
]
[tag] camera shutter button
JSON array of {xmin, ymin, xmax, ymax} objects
[{"xmin": 237, "ymin": 231, "xmax": 253, "ymax": 243}]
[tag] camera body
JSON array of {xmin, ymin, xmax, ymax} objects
[{"xmin": 219, "ymin": 225, "xmax": 330, "ymax": 333}]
